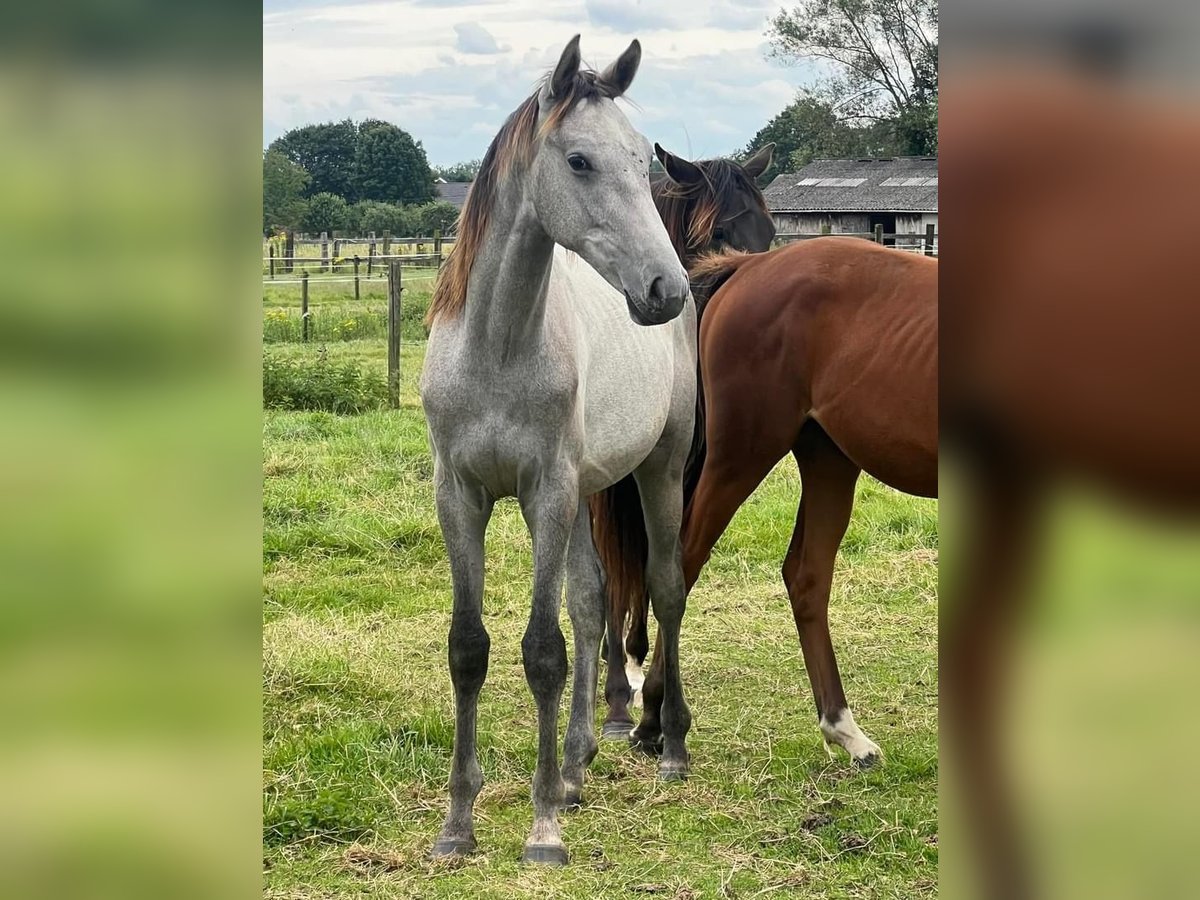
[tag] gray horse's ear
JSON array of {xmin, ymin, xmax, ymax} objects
[
  {"xmin": 655, "ymin": 142, "xmax": 704, "ymax": 186},
  {"xmin": 600, "ymin": 39, "xmax": 641, "ymax": 96},
  {"xmin": 742, "ymin": 142, "xmax": 775, "ymax": 178},
  {"xmin": 550, "ymin": 35, "xmax": 582, "ymax": 98}
]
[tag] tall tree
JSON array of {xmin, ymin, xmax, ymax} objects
[
  {"xmin": 269, "ymin": 120, "xmax": 358, "ymax": 200},
  {"xmin": 767, "ymin": 0, "xmax": 938, "ymax": 157},
  {"xmin": 353, "ymin": 119, "xmax": 436, "ymax": 205},
  {"xmin": 262, "ymin": 150, "xmax": 309, "ymax": 233}
]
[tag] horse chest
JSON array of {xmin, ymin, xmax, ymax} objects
[{"xmin": 422, "ymin": 358, "xmax": 581, "ymax": 497}]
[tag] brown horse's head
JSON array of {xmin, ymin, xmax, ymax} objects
[{"xmin": 651, "ymin": 142, "xmax": 776, "ymax": 263}]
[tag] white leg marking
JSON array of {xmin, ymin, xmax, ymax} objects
[
  {"xmin": 820, "ymin": 708, "xmax": 882, "ymax": 763},
  {"xmin": 625, "ymin": 652, "xmax": 644, "ymax": 707}
]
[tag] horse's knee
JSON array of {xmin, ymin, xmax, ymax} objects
[
  {"xmin": 449, "ymin": 619, "xmax": 490, "ymax": 694},
  {"xmin": 522, "ymin": 625, "xmax": 568, "ymax": 691}
]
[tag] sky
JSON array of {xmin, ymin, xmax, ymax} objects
[{"xmin": 263, "ymin": 0, "xmax": 821, "ymax": 166}]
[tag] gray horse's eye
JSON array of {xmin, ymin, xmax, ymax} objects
[{"xmin": 567, "ymin": 153, "xmax": 591, "ymax": 173}]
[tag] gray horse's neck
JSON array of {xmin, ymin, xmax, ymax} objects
[{"xmin": 463, "ymin": 176, "xmax": 555, "ymax": 361}]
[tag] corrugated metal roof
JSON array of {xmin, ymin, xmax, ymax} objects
[{"xmin": 763, "ymin": 157, "xmax": 938, "ymax": 213}]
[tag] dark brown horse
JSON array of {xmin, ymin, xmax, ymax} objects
[
  {"xmin": 589, "ymin": 142, "xmax": 777, "ymax": 738},
  {"xmin": 594, "ymin": 236, "xmax": 938, "ymax": 766}
]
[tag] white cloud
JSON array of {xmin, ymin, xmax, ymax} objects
[
  {"xmin": 263, "ymin": 0, "xmax": 821, "ymax": 164},
  {"xmin": 454, "ymin": 22, "xmax": 506, "ymax": 55}
]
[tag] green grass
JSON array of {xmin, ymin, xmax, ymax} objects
[
  {"xmin": 263, "ymin": 340, "xmax": 938, "ymax": 899},
  {"xmin": 263, "ymin": 270, "xmax": 435, "ymax": 344}
]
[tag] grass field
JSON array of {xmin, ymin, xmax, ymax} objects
[{"xmin": 262, "ymin": 288, "xmax": 939, "ymax": 897}]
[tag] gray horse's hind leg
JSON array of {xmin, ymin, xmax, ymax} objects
[
  {"xmin": 431, "ymin": 476, "xmax": 494, "ymax": 859},
  {"xmin": 633, "ymin": 462, "xmax": 692, "ymax": 781},
  {"xmin": 561, "ymin": 500, "xmax": 605, "ymax": 808},
  {"xmin": 518, "ymin": 482, "xmax": 577, "ymax": 864}
]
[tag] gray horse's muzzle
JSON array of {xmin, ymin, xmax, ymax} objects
[{"xmin": 625, "ymin": 268, "xmax": 690, "ymax": 326}]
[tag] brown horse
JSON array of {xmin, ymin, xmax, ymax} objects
[
  {"xmin": 595, "ymin": 236, "xmax": 938, "ymax": 766},
  {"xmin": 589, "ymin": 142, "xmax": 777, "ymax": 738}
]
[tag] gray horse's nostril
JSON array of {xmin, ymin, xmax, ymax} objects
[{"xmin": 648, "ymin": 276, "xmax": 665, "ymax": 303}]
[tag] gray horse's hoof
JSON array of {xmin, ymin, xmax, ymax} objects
[
  {"xmin": 430, "ymin": 836, "xmax": 475, "ymax": 859},
  {"xmin": 854, "ymin": 751, "xmax": 882, "ymax": 770},
  {"xmin": 522, "ymin": 843, "xmax": 569, "ymax": 866},
  {"xmin": 659, "ymin": 760, "xmax": 689, "ymax": 782},
  {"xmin": 602, "ymin": 720, "xmax": 634, "ymax": 740}
]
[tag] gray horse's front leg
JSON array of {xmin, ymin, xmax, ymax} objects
[
  {"xmin": 634, "ymin": 465, "xmax": 692, "ymax": 781},
  {"xmin": 518, "ymin": 480, "xmax": 578, "ymax": 864},
  {"xmin": 431, "ymin": 475, "xmax": 494, "ymax": 858},
  {"xmin": 561, "ymin": 499, "xmax": 605, "ymax": 808}
]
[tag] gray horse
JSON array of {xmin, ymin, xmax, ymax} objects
[{"xmin": 419, "ymin": 36, "xmax": 696, "ymax": 865}]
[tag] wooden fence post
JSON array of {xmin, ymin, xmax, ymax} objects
[
  {"xmin": 874, "ymin": 224, "xmax": 884, "ymax": 244},
  {"xmin": 383, "ymin": 230, "xmax": 391, "ymax": 260},
  {"xmin": 924, "ymin": 223, "xmax": 935, "ymax": 256},
  {"xmin": 269, "ymin": 244, "xmax": 275, "ymax": 279},
  {"xmin": 434, "ymin": 229, "xmax": 443, "ymax": 268},
  {"xmin": 301, "ymin": 270, "xmax": 310, "ymax": 343},
  {"xmin": 367, "ymin": 244, "xmax": 374, "ymax": 276},
  {"xmin": 387, "ymin": 261, "xmax": 402, "ymax": 409},
  {"xmin": 353, "ymin": 256, "xmax": 361, "ymax": 301},
  {"xmin": 285, "ymin": 230, "xmax": 294, "ymax": 273},
  {"xmin": 321, "ymin": 232, "xmax": 329, "ymax": 272},
  {"xmin": 332, "ymin": 239, "xmax": 341, "ymax": 271}
]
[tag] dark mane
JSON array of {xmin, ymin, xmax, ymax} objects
[
  {"xmin": 426, "ymin": 70, "xmax": 620, "ymax": 325},
  {"xmin": 651, "ymin": 158, "xmax": 770, "ymax": 265}
]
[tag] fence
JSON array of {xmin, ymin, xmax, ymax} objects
[
  {"xmin": 263, "ymin": 229, "xmax": 453, "ymax": 277},
  {"xmin": 774, "ymin": 223, "xmax": 938, "ymax": 256},
  {"xmin": 263, "ymin": 225, "xmax": 937, "ymax": 408}
]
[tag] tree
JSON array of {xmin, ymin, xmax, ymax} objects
[
  {"xmin": 269, "ymin": 120, "xmax": 358, "ymax": 200},
  {"xmin": 767, "ymin": 0, "xmax": 938, "ymax": 159},
  {"xmin": 354, "ymin": 119, "xmax": 436, "ymax": 205},
  {"xmin": 262, "ymin": 150, "xmax": 309, "ymax": 233},
  {"xmin": 301, "ymin": 192, "xmax": 350, "ymax": 233},
  {"xmin": 432, "ymin": 159, "xmax": 481, "ymax": 182},
  {"xmin": 412, "ymin": 201, "xmax": 460, "ymax": 236}
]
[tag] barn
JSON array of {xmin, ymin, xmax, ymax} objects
[
  {"xmin": 434, "ymin": 178, "xmax": 471, "ymax": 211},
  {"xmin": 762, "ymin": 157, "xmax": 937, "ymax": 247}
]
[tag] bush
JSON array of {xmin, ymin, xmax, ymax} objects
[
  {"xmin": 350, "ymin": 200, "xmax": 418, "ymax": 237},
  {"xmin": 263, "ymin": 348, "xmax": 388, "ymax": 414},
  {"xmin": 412, "ymin": 200, "xmax": 459, "ymax": 236},
  {"xmin": 301, "ymin": 192, "xmax": 350, "ymax": 233}
]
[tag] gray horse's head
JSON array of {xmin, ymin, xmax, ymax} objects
[{"xmin": 529, "ymin": 36, "xmax": 690, "ymax": 326}]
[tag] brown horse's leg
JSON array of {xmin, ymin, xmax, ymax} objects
[
  {"xmin": 783, "ymin": 423, "xmax": 880, "ymax": 766},
  {"xmin": 602, "ymin": 598, "xmax": 636, "ymax": 738},
  {"xmin": 631, "ymin": 452, "xmax": 779, "ymax": 752},
  {"xmin": 943, "ymin": 460, "xmax": 1041, "ymax": 900}
]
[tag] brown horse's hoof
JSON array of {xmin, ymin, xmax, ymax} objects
[
  {"xmin": 561, "ymin": 789, "xmax": 583, "ymax": 810},
  {"xmin": 659, "ymin": 760, "xmax": 689, "ymax": 782},
  {"xmin": 854, "ymin": 751, "xmax": 882, "ymax": 769},
  {"xmin": 629, "ymin": 727, "xmax": 663, "ymax": 756},
  {"xmin": 602, "ymin": 720, "xmax": 634, "ymax": 740},
  {"xmin": 522, "ymin": 843, "xmax": 569, "ymax": 865},
  {"xmin": 430, "ymin": 836, "xmax": 475, "ymax": 858}
]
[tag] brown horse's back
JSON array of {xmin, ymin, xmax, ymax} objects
[{"xmin": 700, "ymin": 238, "xmax": 938, "ymax": 497}]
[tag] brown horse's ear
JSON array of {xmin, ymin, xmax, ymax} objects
[
  {"xmin": 655, "ymin": 142, "xmax": 704, "ymax": 186},
  {"xmin": 742, "ymin": 142, "xmax": 775, "ymax": 178},
  {"xmin": 599, "ymin": 39, "xmax": 641, "ymax": 96},
  {"xmin": 550, "ymin": 35, "xmax": 582, "ymax": 99}
]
